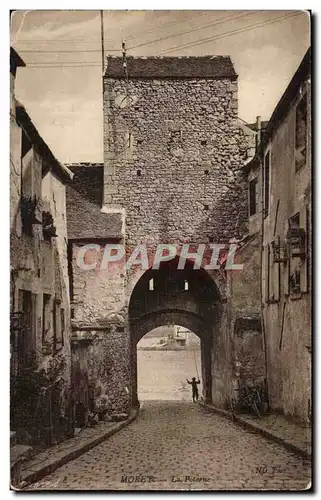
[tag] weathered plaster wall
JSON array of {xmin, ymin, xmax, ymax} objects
[
  {"xmin": 224, "ymin": 234, "xmax": 264, "ymax": 403},
  {"xmin": 71, "ymin": 327, "xmax": 131, "ymax": 422},
  {"xmin": 260, "ymin": 78, "xmax": 311, "ymax": 423},
  {"xmin": 70, "ymin": 243, "xmax": 126, "ymax": 326},
  {"xmin": 10, "ymin": 106, "xmax": 72, "ymax": 440}
]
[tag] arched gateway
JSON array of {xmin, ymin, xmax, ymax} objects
[
  {"xmin": 67, "ymin": 55, "xmax": 252, "ymax": 418},
  {"xmin": 129, "ymin": 258, "xmax": 221, "ymax": 406}
]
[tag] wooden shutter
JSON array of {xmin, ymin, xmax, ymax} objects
[
  {"xmin": 264, "ymin": 245, "xmax": 270, "ymax": 302},
  {"xmin": 270, "ymin": 238, "xmax": 280, "ymax": 302},
  {"xmin": 300, "ymin": 206, "xmax": 309, "ymax": 293},
  {"xmin": 283, "ymin": 222, "xmax": 290, "ymax": 296}
]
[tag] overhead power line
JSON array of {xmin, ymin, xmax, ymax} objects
[
  {"xmin": 25, "ymin": 64, "xmax": 102, "ymax": 68},
  {"xmin": 15, "ymin": 13, "xmax": 257, "ymax": 55},
  {"xmin": 19, "ymin": 12, "xmax": 304, "ymax": 69},
  {"xmin": 14, "ymin": 12, "xmax": 210, "ymax": 45},
  {"xmin": 14, "ymin": 39, "xmax": 107, "ymax": 44},
  {"xmin": 128, "ymin": 11, "xmax": 260, "ymax": 51},
  {"xmin": 16, "ymin": 48, "xmax": 120, "ymax": 53},
  {"xmin": 155, "ymin": 11, "xmax": 304, "ymax": 55},
  {"xmin": 124, "ymin": 11, "xmax": 210, "ymax": 42}
]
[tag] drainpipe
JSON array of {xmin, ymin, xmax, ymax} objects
[{"xmin": 258, "ymin": 127, "xmax": 269, "ymax": 410}]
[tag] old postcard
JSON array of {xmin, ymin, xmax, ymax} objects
[{"xmin": 10, "ymin": 9, "xmax": 311, "ymax": 491}]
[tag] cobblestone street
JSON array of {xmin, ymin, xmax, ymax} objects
[{"xmin": 27, "ymin": 401, "xmax": 311, "ymax": 491}]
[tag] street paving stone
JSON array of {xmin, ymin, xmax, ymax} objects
[{"xmin": 26, "ymin": 401, "xmax": 311, "ymax": 491}]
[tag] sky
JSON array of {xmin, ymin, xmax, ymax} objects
[{"xmin": 11, "ymin": 10, "xmax": 310, "ymax": 163}]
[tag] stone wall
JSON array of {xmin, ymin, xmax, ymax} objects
[
  {"xmin": 71, "ymin": 327, "xmax": 131, "ymax": 424},
  {"xmin": 67, "ymin": 58, "xmax": 251, "ymax": 415},
  {"xmin": 223, "ymin": 234, "xmax": 264, "ymax": 404},
  {"xmin": 103, "ymin": 77, "xmax": 249, "ymax": 249},
  {"xmin": 102, "ymin": 70, "xmax": 250, "ymax": 410}
]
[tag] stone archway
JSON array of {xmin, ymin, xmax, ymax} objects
[{"xmin": 128, "ymin": 258, "xmax": 221, "ymax": 407}]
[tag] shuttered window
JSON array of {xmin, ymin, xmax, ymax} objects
[
  {"xmin": 270, "ymin": 239, "xmax": 280, "ymax": 302},
  {"xmin": 300, "ymin": 206, "xmax": 309, "ymax": 293},
  {"xmin": 249, "ymin": 178, "xmax": 258, "ymax": 216},
  {"xmin": 264, "ymin": 245, "xmax": 270, "ymax": 302},
  {"xmin": 295, "ymin": 93, "xmax": 307, "ymax": 171},
  {"xmin": 264, "ymin": 151, "xmax": 270, "ymax": 217}
]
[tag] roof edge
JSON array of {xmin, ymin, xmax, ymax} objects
[
  {"xmin": 15, "ymin": 102, "xmax": 73, "ymax": 183},
  {"xmin": 10, "ymin": 47, "xmax": 26, "ymax": 74},
  {"xmin": 259, "ymin": 47, "xmax": 311, "ymax": 151},
  {"xmin": 104, "ymin": 54, "xmax": 238, "ymax": 80}
]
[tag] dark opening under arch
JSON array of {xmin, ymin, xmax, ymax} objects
[{"xmin": 129, "ymin": 258, "xmax": 221, "ymax": 406}]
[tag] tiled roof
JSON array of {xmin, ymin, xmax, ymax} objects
[
  {"xmin": 105, "ymin": 55, "xmax": 237, "ymax": 80},
  {"xmin": 65, "ymin": 163, "xmax": 123, "ymax": 240}
]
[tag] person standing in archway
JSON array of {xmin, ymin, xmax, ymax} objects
[{"xmin": 186, "ymin": 377, "xmax": 200, "ymax": 403}]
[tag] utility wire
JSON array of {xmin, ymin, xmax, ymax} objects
[
  {"xmin": 155, "ymin": 11, "xmax": 303, "ymax": 55},
  {"xmin": 128, "ymin": 11, "xmax": 260, "ymax": 51},
  {"xmin": 124, "ymin": 11, "xmax": 210, "ymax": 41},
  {"xmin": 15, "ymin": 13, "xmax": 256, "ymax": 54},
  {"xmin": 14, "ymin": 38, "xmax": 108, "ymax": 43},
  {"xmin": 16, "ymin": 11, "xmax": 298, "ymax": 60},
  {"xmin": 15, "ymin": 48, "xmax": 120, "ymax": 53},
  {"xmin": 18, "ymin": 12, "xmax": 303, "ymax": 69},
  {"xmin": 25, "ymin": 64, "xmax": 102, "ymax": 68},
  {"xmin": 13, "ymin": 12, "xmax": 208, "ymax": 45}
]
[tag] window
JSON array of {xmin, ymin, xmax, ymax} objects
[
  {"xmin": 17, "ymin": 290, "xmax": 37, "ymax": 364},
  {"xmin": 289, "ymin": 264, "xmax": 301, "ymax": 295},
  {"xmin": 287, "ymin": 210, "xmax": 308, "ymax": 296},
  {"xmin": 249, "ymin": 178, "xmax": 258, "ymax": 216},
  {"xmin": 61, "ymin": 308, "xmax": 65, "ymax": 341},
  {"xmin": 169, "ymin": 130, "xmax": 182, "ymax": 149},
  {"xmin": 269, "ymin": 239, "xmax": 280, "ymax": 302},
  {"xmin": 53, "ymin": 299, "xmax": 63, "ymax": 352},
  {"xmin": 264, "ymin": 245, "xmax": 270, "ymax": 302},
  {"xmin": 149, "ymin": 278, "xmax": 154, "ymax": 291},
  {"xmin": 42, "ymin": 293, "xmax": 51, "ymax": 345},
  {"xmin": 264, "ymin": 151, "xmax": 270, "ymax": 216},
  {"xmin": 295, "ymin": 93, "xmax": 307, "ymax": 171},
  {"xmin": 184, "ymin": 280, "xmax": 189, "ymax": 291},
  {"xmin": 170, "ymin": 130, "xmax": 182, "ymax": 142}
]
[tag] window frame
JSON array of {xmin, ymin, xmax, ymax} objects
[
  {"xmin": 42, "ymin": 293, "xmax": 51, "ymax": 347},
  {"xmin": 53, "ymin": 298, "xmax": 63, "ymax": 353},
  {"xmin": 295, "ymin": 92, "xmax": 308, "ymax": 172},
  {"xmin": 263, "ymin": 150, "xmax": 271, "ymax": 218},
  {"xmin": 249, "ymin": 177, "xmax": 258, "ymax": 217}
]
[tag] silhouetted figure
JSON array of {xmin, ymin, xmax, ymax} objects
[{"xmin": 186, "ymin": 377, "xmax": 200, "ymax": 402}]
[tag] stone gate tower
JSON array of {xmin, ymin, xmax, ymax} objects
[
  {"xmin": 103, "ymin": 56, "xmax": 247, "ymax": 245},
  {"xmin": 67, "ymin": 56, "xmax": 250, "ymax": 418}
]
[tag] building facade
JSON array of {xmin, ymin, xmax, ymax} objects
[
  {"xmin": 246, "ymin": 48, "xmax": 311, "ymax": 423},
  {"xmin": 10, "ymin": 48, "xmax": 74, "ymax": 445}
]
